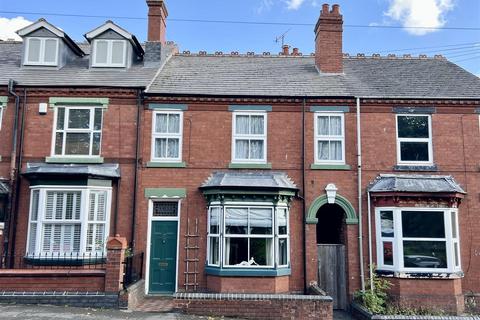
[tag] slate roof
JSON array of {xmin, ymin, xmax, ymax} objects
[
  {"xmin": 146, "ymin": 55, "xmax": 480, "ymax": 99},
  {"xmin": 0, "ymin": 41, "xmax": 157, "ymax": 88},
  {"xmin": 200, "ymin": 171, "xmax": 298, "ymax": 191},
  {"xmin": 23, "ymin": 163, "xmax": 121, "ymax": 179},
  {"xmin": 368, "ymin": 174, "xmax": 465, "ymax": 194},
  {"xmin": 0, "ymin": 181, "xmax": 9, "ymax": 195}
]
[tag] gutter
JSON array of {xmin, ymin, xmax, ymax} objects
[{"xmin": 356, "ymin": 97, "xmax": 365, "ymax": 292}]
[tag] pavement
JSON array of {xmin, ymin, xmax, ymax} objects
[{"xmin": 0, "ymin": 304, "xmax": 356, "ymax": 319}]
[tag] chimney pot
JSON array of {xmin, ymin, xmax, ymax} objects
[
  {"xmin": 292, "ymin": 48, "xmax": 300, "ymax": 56},
  {"xmin": 331, "ymin": 4, "xmax": 340, "ymax": 14},
  {"xmin": 282, "ymin": 45, "xmax": 290, "ymax": 56},
  {"xmin": 322, "ymin": 4, "xmax": 330, "ymax": 15},
  {"xmin": 146, "ymin": 0, "xmax": 168, "ymax": 43}
]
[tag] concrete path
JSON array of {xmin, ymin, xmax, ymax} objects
[{"xmin": 334, "ymin": 310, "xmax": 355, "ymax": 320}]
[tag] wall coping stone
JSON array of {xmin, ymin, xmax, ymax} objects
[
  {"xmin": 174, "ymin": 292, "xmax": 333, "ymax": 302},
  {"xmin": 0, "ymin": 269, "xmax": 105, "ymax": 276}
]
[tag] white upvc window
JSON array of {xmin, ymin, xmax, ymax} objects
[
  {"xmin": 314, "ymin": 113, "xmax": 345, "ymax": 164},
  {"xmin": 24, "ymin": 37, "xmax": 59, "ymax": 66},
  {"xmin": 92, "ymin": 39, "xmax": 127, "ymax": 68},
  {"xmin": 207, "ymin": 204, "xmax": 289, "ymax": 269},
  {"xmin": 396, "ymin": 114, "xmax": 433, "ymax": 165},
  {"xmin": 151, "ymin": 111, "xmax": 183, "ymax": 162},
  {"xmin": 27, "ymin": 187, "xmax": 111, "ymax": 257},
  {"xmin": 52, "ymin": 106, "xmax": 103, "ymax": 157},
  {"xmin": 232, "ymin": 112, "xmax": 267, "ymax": 163},
  {"xmin": 375, "ymin": 207, "xmax": 461, "ymax": 273}
]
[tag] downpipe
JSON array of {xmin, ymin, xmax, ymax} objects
[{"xmin": 356, "ymin": 97, "xmax": 365, "ymax": 292}]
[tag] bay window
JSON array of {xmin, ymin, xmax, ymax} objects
[
  {"xmin": 27, "ymin": 187, "xmax": 111, "ymax": 257},
  {"xmin": 232, "ymin": 113, "xmax": 267, "ymax": 163},
  {"xmin": 396, "ymin": 115, "xmax": 432, "ymax": 165},
  {"xmin": 207, "ymin": 204, "xmax": 289, "ymax": 269},
  {"xmin": 53, "ymin": 106, "xmax": 103, "ymax": 157},
  {"xmin": 375, "ymin": 207, "xmax": 460, "ymax": 273}
]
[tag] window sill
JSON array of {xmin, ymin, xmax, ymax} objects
[
  {"xmin": 205, "ymin": 266, "xmax": 291, "ymax": 277},
  {"xmin": 376, "ymin": 269, "xmax": 463, "ymax": 279},
  {"xmin": 45, "ymin": 157, "xmax": 104, "ymax": 164},
  {"xmin": 310, "ymin": 164, "xmax": 351, "ymax": 170},
  {"xmin": 228, "ymin": 163, "xmax": 272, "ymax": 169},
  {"xmin": 146, "ymin": 161, "xmax": 186, "ymax": 168},
  {"xmin": 393, "ymin": 164, "xmax": 438, "ymax": 172}
]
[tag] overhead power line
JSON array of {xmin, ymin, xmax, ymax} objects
[{"xmin": 1, "ymin": 10, "xmax": 480, "ymax": 31}]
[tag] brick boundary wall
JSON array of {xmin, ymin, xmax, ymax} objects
[
  {"xmin": 174, "ymin": 292, "xmax": 333, "ymax": 320},
  {"xmin": 120, "ymin": 279, "xmax": 145, "ymax": 310},
  {"xmin": 0, "ymin": 292, "xmax": 119, "ymax": 308}
]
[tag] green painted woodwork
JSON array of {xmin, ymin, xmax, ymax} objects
[
  {"xmin": 228, "ymin": 105, "xmax": 272, "ymax": 112},
  {"xmin": 148, "ymin": 104, "xmax": 188, "ymax": 111},
  {"xmin": 310, "ymin": 164, "xmax": 351, "ymax": 170},
  {"xmin": 146, "ymin": 162, "xmax": 186, "ymax": 168},
  {"xmin": 202, "ymin": 189, "xmax": 295, "ymax": 205},
  {"xmin": 205, "ymin": 266, "xmax": 291, "ymax": 277},
  {"xmin": 309, "ymin": 106, "xmax": 350, "ymax": 112},
  {"xmin": 49, "ymin": 97, "xmax": 109, "ymax": 108},
  {"xmin": 228, "ymin": 163, "xmax": 272, "ymax": 169},
  {"xmin": 306, "ymin": 194, "xmax": 358, "ymax": 225},
  {"xmin": 45, "ymin": 157, "xmax": 104, "ymax": 164},
  {"xmin": 144, "ymin": 188, "xmax": 186, "ymax": 198},
  {"xmin": 0, "ymin": 96, "xmax": 8, "ymax": 105},
  {"xmin": 149, "ymin": 221, "xmax": 178, "ymax": 293}
]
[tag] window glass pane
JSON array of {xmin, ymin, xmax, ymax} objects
[
  {"xmin": 250, "ymin": 115, "xmax": 264, "ymax": 134},
  {"xmin": 153, "ymin": 202, "xmax": 178, "ymax": 217},
  {"xmin": 330, "ymin": 116, "xmax": 342, "ymax": 135},
  {"xmin": 225, "ymin": 237, "xmax": 248, "ymax": 265},
  {"xmin": 400, "ymin": 142, "xmax": 429, "ymax": 162},
  {"xmin": 28, "ymin": 223, "xmax": 37, "ymax": 253},
  {"xmin": 317, "ymin": 116, "xmax": 329, "ymax": 135},
  {"xmin": 236, "ymin": 115, "xmax": 249, "ymax": 134},
  {"xmin": 380, "ymin": 211, "xmax": 394, "ymax": 237},
  {"xmin": 330, "ymin": 141, "xmax": 342, "ymax": 160},
  {"xmin": 155, "ymin": 138, "xmax": 167, "ymax": 158},
  {"xmin": 249, "ymin": 140, "xmax": 264, "ymax": 160},
  {"xmin": 235, "ymin": 140, "xmax": 249, "ymax": 159},
  {"xmin": 402, "ymin": 211, "xmax": 445, "ymax": 238},
  {"xmin": 383, "ymin": 241, "xmax": 393, "ymax": 266},
  {"xmin": 65, "ymin": 133, "xmax": 91, "ymax": 155},
  {"xmin": 454, "ymin": 242, "xmax": 460, "ymax": 267},
  {"xmin": 27, "ymin": 38, "xmax": 41, "ymax": 62},
  {"xmin": 92, "ymin": 132, "xmax": 101, "ymax": 156},
  {"xmin": 209, "ymin": 207, "xmax": 220, "ymax": 234},
  {"xmin": 155, "ymin": 114, "xmax": 168, "ymax": 133},
  {"xmin": 94, "ymin": 108, "xmax": 103, "ymax": 131},
  {"xmin": 225, "ymin": 208, "xmax": 248, "ymax": 234},
  {"xmin": 250, "ymin": 238, "xmax": 273, "ymax": 266},
  {"xmin": 68, "ymin": 109, "xmax": 91, "ymax": 129},
  {"xmin": 398, "ymin": 116, "xmax": 429, "ymax": 138},
  {"xmin": 209, "ymin": 237, "xmax": 219, "ymax": 265},
  {"xmin": 278, "ymin": 238, "xmax": 288, "ymax": 265},
  {"xmin": 451, "ymin": 211, "xmax": 457, "ymax": 238},
  {"xmin": 111, "ymin": 41, "xmax": 125, "ymax": 64},
  {"xmin": 403, "ymin": 240, "xmax": 447, "ymax": 269},
  {"xmin": 54, "ymin": 133, "xmax": 63, "ymax": 155},
  {"xmin": 277, "ymin": 208, "xmax": 287, "ymax": 235},
  {"xmin": 95, "ymin": 41, "xmax": 108, "ymax": 64},
  {"xmin": 56, "ymin": 107, "xmax": 65, "ymax": 130},
  {"xmin": 168, "ymin": 114, "xmax": 180, "ymax": 133},
  {"xmin": 250, "ymin": 208, "xmax": 272, "ymax": 234},
  {"xmin": 318, "ymin": 141, "xmax": 329, "ymax": 160},
  {"xmin": 30, "ymin": 190, "xmax": 40, "ymax": 221},
  {"xmin": 44, "ymin": 39, "xmax": 57, "ymax": 63},
  {"xmin": 167, "ymin": 138, "xmax": 179, "ymax": 158}
]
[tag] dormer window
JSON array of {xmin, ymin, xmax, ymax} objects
[
  {"xmin": 92, "ymin": 39, "xmax": 127, "ymax": 68},
  {"xmin": 24, "ymin": 37, "xmax": 59, "ymax": 66}
]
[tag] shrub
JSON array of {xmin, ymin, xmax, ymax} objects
[{"xmin": 354, "ymin": 265, "xmax": 392, "ymax": 314}]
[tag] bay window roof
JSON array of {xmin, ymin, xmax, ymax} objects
[
  {"xmin": 23, "ymin": 163, "xmax": 120, "ymax": 180},
  {"xmin": 201, "ymin": 171, "xmax": 297, "ymax": 191},
  {"xmin": 368, "ymin": 174, "xmax": 465, "ymax": 194}
]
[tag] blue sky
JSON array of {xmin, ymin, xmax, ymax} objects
[{"xmin": 0, "ymin": 0, "xmax": 479, "ymax": 75}]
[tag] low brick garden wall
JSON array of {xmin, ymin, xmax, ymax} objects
[{"xmin": 174, "ymin": 292, "xmax": 333, "ymax": 320}]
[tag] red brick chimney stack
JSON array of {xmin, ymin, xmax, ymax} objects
[
  {"xmin": 314, "ymin": 3, "xmax": 343, "ymax": 73},
  {"xmin": 147, "ymin": 0, "xmax": 168, "ymax": 43}
]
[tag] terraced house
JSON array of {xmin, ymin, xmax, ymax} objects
[{"xmin": 0, "ymin": 0, "xmax": 480, "ymax": 319}]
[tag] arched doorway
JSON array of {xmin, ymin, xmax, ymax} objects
[{"xmin": 316, "ymin": 203, "xmax": 348, "ymax": 310}]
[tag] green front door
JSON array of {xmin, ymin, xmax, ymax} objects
[{"xmin": 149, "ymin": 221, "xmax": 178, "ymax": 293}]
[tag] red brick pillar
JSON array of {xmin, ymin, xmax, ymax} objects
[{"xmin": 105, "ymin": 235, "xmax": 128, "ymax": 293}]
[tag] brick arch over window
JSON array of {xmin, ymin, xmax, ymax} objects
[{"xmin": 306, "ymin": 194, "xmax": 358, "ymax": 224}]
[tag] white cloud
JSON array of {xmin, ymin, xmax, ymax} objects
[
  {"xmin": 385, "ymin": 0, "xmax": 455, "ymax": 35},
  {"xmin": 0, "ymin": 17, "xmax": 32, "ymax": 41},
  {"xmin": 256, "ymin": 0, "xmax": 274, "ymax": 14},
  {"xmin": 285, "ymin": 0, "xmax": 306, "ymax": 10}
]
